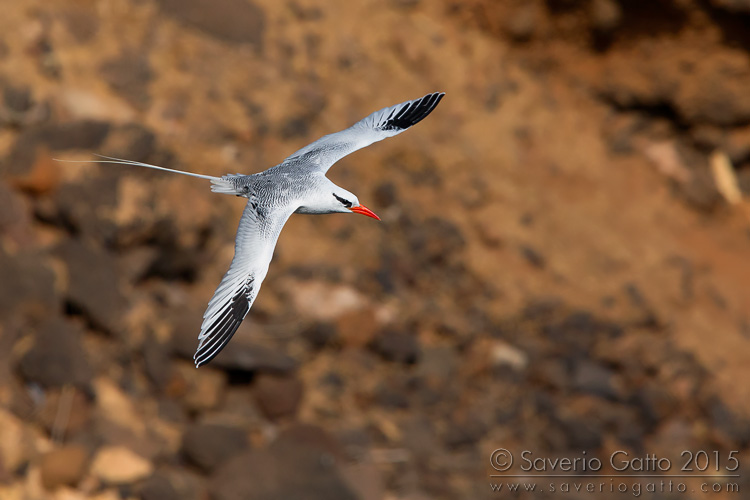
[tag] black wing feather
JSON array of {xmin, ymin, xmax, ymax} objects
[
  {"xmin": 194, "ymin": 279, "xmax": 253, "ymax": 367},
  {"xmin": 381, "ymin": 92, "xmax": 445, "ymax": 131}
]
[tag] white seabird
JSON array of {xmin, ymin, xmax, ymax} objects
[{"xmin": 69, "ymin": 92, "xmax": 444, "ymax": 366}]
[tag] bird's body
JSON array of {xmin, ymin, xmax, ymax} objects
[{"xmin": 67, "ymin": 92, "xmax": 445, "ymax": 366}]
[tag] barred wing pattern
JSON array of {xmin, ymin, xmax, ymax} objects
[
  {"xmin": 194, "ymin": 199, "xmax": 294, "ymax": 367},
  {"xmin": 283, "ymin": 92, "xmax": 445, "ymax": 173}
]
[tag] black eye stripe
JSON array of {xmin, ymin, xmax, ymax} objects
[{"xmin": 333, "ymin": 193, "xmax": 352, "ymax": 208}]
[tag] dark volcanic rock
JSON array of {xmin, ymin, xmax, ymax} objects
[
  {"xmin": 370, "ymin": 329, "xmax": 420, "ymax": 364},
  {"xmin": 554, "ymin": 411, "xmax": 604, "ymax": 450},
  {"xmin": 634, "ymin": 382, "xmax": 679, "ymax": 430},
  {"xmin": 274, "ymin": 424, "xmax": 347, "ymax": 457},
  {"xmin": 140, "ymin": 474, "xmax": 181, "ymax": 500},
  {"xmin": 710, "ymin": 0, "xmax": 750, "ymax": 12},
  {"xmin": 0, "ymin": 250, "xmax": 58, "ymax": 317},
  {"xmin": 707, "ymin": 398, "xmax": 750, "ymax": 446},
  {"xmin": 103, "ymin": 123, "xmax": 157, "ymax": 163},
  {"xmin": 210, "ymin": 425, "xmax": 357, "ymax": 500},
  {"xmin": 19, "ymin": 317, "xmax": 92, "ymax": 388},
  {"xmin": 1, "ymin": 81, "xmax": 49, "ymax": 128},
  {"xmin": 253, "ymin": 374, "xmax": 304, "ymax": 420},
  {"xmin": 302, "ymin": 322, "xmax": 338, "ymax": 349},
  {"xmin": 442, "ymin": 411, "xmax": 487, "ymax": 449},
  {"xmin": 181, "ymin": 424, "xmax": 249, "ymax": 472},
  {"xmin": 99, "ymin": 51, "xmax": 153, "ymax": 110},
  {"xmin": 3, "ymin": 83, "xmax": 32, "ymax": 113},
  {"xmin": 142, "ymin": 336, "xmax": 173, "ymax": 391},
  {"xmin": 36, "ymin": 172, "xmax": 120, "ymax": 244},
  {"xmin": 407, "ymin": 216, "xmax": 465, "ymax": 266},
  {"xmin": 156, "ymin": 0, "xmax": 265, "ymax": 49},
  {"xmin": 519, "ymin": 244, "xmax": 546, "ymax": 269},
  {"xmin": 372, "ymin": 181, "xmax": 398, "ymax": 208},
  {"xmin": 57, "ymin": 239, "xmax": 126, "ymax": 335},
  {"xmin": 573, "ymin": 360, "xmax": 620, "ymax": 399},
  {"xmin": 170, "ymin": 311, "xmax": 297, "ymax": 373},
  {"xmin": 210, "ymin": 342, "xmax": 297, "ymax": 374},
  {"xmin": 601, "ymin": 52, "xmax": 750, "ymax": 127},
  {"xmin": 3, "ymin": 120, "xmax": 110, "ymax": 177},
  {"xmin": 677, "ymin": 64, "xmax": 750, "ymax": 127},
  {"xmin": 0, "ymin": 181, "xmax": 34, "ymax": 246},
  {"xmin": 542, "ymin": 310, "xmax": 622, "ymax": 350},
  {"xmin": 373, "ymin": 377, "xmax": 410, "ymax": 409}
]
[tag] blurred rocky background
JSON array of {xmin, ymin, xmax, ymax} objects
[{"xmin": 1, "ymin": 0, "xmax": 750, "ymax": 499}]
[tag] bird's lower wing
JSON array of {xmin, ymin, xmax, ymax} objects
[
  {"xmin": 194, "ymin": 199, "xmax": 294, "ymax": 367},
  {"xmin": 282, "ymin": 92, "xmax": 444, "ymax": 173}
]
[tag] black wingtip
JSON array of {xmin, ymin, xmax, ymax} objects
[
  {"xmin": 382, "ymin": 92, "xmax": 445, "ymax": 131},
  {"xmin": 194, "ymin": 283, "xmax": 253, "ymax": 368}
]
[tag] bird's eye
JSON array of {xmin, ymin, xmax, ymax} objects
[{"xmin": 333, "ymin": 193, "xmax": 352, "ymax": 208}]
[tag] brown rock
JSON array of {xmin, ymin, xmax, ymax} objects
[
  {"xmin": 156, "ymin": 0, "xmax": 266, "ymax": 49},
  {"xmin": 37, "ymin": 172, "xmax": 120, "ymax": 245},
  {"xmin": 0, "ymin": 409, "xmax": 39, "ymax": 472},
  {"xmin": 442, "ymin": 410, "xmax": 487, "ymax": 449},
  {"xmin": 590, "ymin": 0, "xmax": 622, "ymax": 33},
  {"xmin": 102, "ymin": 123, "xmax": 156, "ymax": 163},
  {"xmin": 57, "ymin": 239, "xmax": 126, "ymax": 336},
  {"xmin": 726, "ymin": 125, "xmax": 750, "ymax": 166},
  {"xmin": 39, "ymin": 387, "xmax": 92, "ymax": 438},
  {"xmin": 99, "ymin": 51, "xmax": 153, "ymax": 110},
  {"xmin": 407, "ymin": 217, "xmax": 465, "ymax": 267},
  {"xmin": 140, "ymin": 473, "xmax": 181, "ymax": 500},
  {"xmin": 2, "ymin": 120, "xmax": 110, "ymax": 177},
  {"xmin": 370, "ymin": 329, "xmax": 420, "ymax": 364},
  {"xmin": 302, "ymin": 321, "xmax": 338, "ymax": 349},
  {"xmin": 90, "ymin": 446, "xmax": 154, "ymax": 485},
  {"xmin": 177, "ymin": 363, "xmax": 228, "ymax": 412},
  {"xmin": 0, "ymin": 250, "xmax": 58, "ymax": 317},
  {"xmin": 94, "ymin": 378, "xmax": 147, "ymax": 437},
  {"xmin": 675, "ymin": 58, "xmax": 750, "ymax": 127},
  {"xmin": 709, "ymin": 0, "xmax": 750, "ymax": 12},
  {"xmin": 3, "ymin": 82, "xmax": 32, "ymax": 113},
  {"xmin": 371, "ymin": 181, "xmax": 398, "ymax": 208},
  {"xmin": 253, "ymin": 374, "xmax": 304, "ymax": 420},
  {"xmin": 181, "ymin": 424, "xmax": 249, "ymax": 472},
  {"xmin": 142, "ymin": 336, "xmax": 174, "ymax": 391},
  {"xmin": 0, "ymin": 181, "xmax": 34, "ymax": 247},
  {"xmin": 8, "ymin": 148, "xmax": 61, "ymax": 195},
  {"xmin": 40, "ymin": 445, "xmax": 89, "ymax": 490},
  {"xmin": 601, "ymin": 51, "xmax": 750, "ymax": 127},
  {"xmin": 170, "ymin": 310, "xmax": 297, "ymax": 374},
  {"xmin": 210, "ymin": 425, "xmax": 356, "ymax": 500},
  {"xmin": 213, "ymin": 341, "xmax": 298, "ymax": 373},
  {"xmin": 336, "ymin": 309, "xmax": 378, "ymax": 349},
  {"xmin": 62, "ymin": 7, "xmax": 99, "ymax": 43},
  {"xmin": 573, "ymin": 360, "xmax": 621, "ymax": 399},
  {"xmin": 505, "ymin": 4, "xmax": 537, "ymax": 41},
  {"xmin": 18, "ymin": 317, "xmax": 92, "ymax": 388}
]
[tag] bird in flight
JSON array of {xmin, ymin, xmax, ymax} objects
[{"xmin": 69, "ymin": 92, "xmax": 444, "ymax": 366}]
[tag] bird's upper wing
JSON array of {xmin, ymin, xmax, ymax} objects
[
  {"xmin": 194, "ymin": 197, "xmax": 294, "ymax": 367},
  {"xmin": 281, "ymin": 92, "xmax": 444, "ymax": 173}
]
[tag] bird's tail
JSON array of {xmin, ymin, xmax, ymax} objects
[
  {"xmin": 210, "ymin": 174, "xmax": 246, "ymax": 195},
  {"xmin": 54, "ymin": 154, "xmax": 220, "ymax": 181}
]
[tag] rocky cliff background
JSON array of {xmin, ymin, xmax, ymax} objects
[{"xmin": 1, "ymin": 0, "xmax": 750, "ymax": 499}]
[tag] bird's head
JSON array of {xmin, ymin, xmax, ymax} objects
[{"xmin": 332, "ymin": 190, "xmax": 380, "ymax": 220}]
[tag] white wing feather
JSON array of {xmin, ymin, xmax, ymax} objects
[
  {"xmin": 194, "ymin": 199, "xmax": 294, "ymax": 367},
  {"xmin": 282, "ymin": 92, "xmax": 444, "ymax": 173}
]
